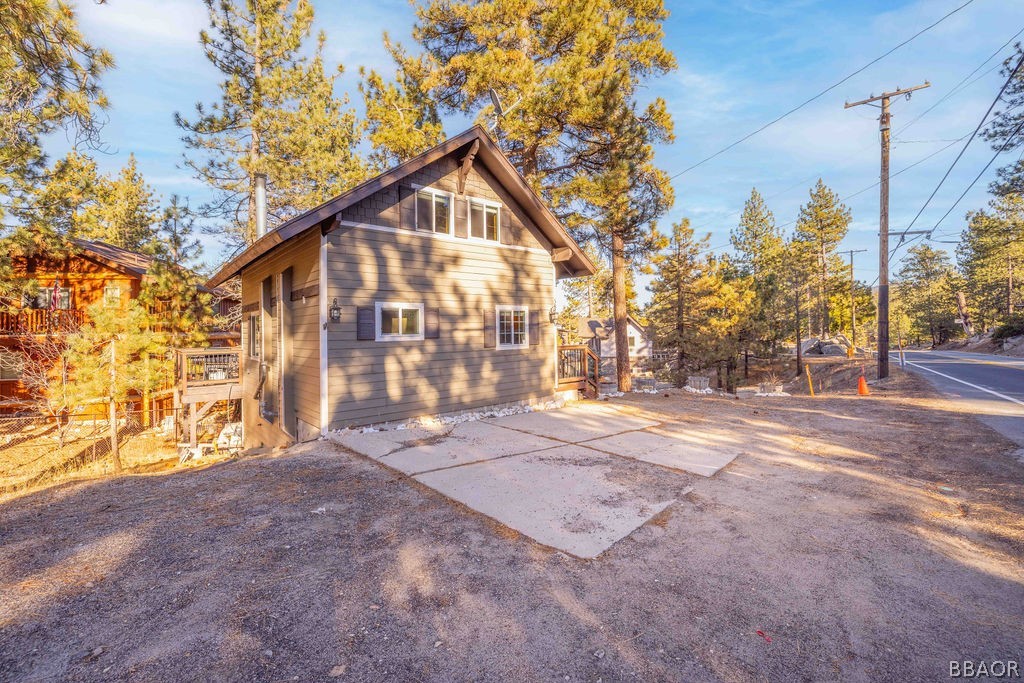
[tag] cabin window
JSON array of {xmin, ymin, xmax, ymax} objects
[
  {"xmin": 248, "ymin": 312, "xmax": 261, "ymax": 359},
  {"xmin": 629, "ymin": 335, "xmax": 636, "ymax": 349},
  {"xmin": 468, "ymin": 199, "xmax": 500, "ymax": 241},
  {"xmin": 103, "ymin": 284, "xmax": 121, "ymax": 308},
  {"xmin": 376, "ymin": 302, "xmax": 424, "ymax": 341},
  {"xmin": 0, "ymin": 351, "xmax": 23, "ymax": 381},
  {"xmin": 496, "ymin": 306, "xmax": 528, "ymax": 349},
  {"xmin": 415, "ymin": 189, "xmax": 452, "ymax": 234}
]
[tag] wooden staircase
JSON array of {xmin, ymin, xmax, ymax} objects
[{"xmin": 556, "ymin": 345, "xmax": 601, "ymax": 399}]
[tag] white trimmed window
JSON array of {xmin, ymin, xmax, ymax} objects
[
  {"xmin": 103, "ymin": 284, "xmax": 121, "ymax": 308},
  {"xmin": 496, "ymin": 306, "xmax": 528, "ymax": 349},
  {"xmin": 415, "ymin": 188, "xmax": 452, "ymax": 234},
  {"xmin": 376, "ymin": 302, "xmax": 424, "ymax": 341},
  {"xmin": 468, "ymin": 198, "xmax": 500, "ymax": 241},
  {"xmin": 248, "ymin": 312, "xmax": 261, "ymax": 359}
]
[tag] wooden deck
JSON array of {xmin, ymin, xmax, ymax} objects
[
  {"xmin": 171, "ymin": 348, "xmax": 242, "ymax": 447},
  {"xmin": 556, "ymin": 345, "xmax": 600, "ymax": 399}
]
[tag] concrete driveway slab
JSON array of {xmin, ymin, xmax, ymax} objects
[
  {"xmin": 378, "ymin": 421, "xmax": 562, "ymax": 474},
  {"xmin": 413, "ymin": 445, "xmax": 674, "ymax": 558},
  {"xmin": 484, "ymin": 404, "xmax": 658, "ymax": 442},
  {"xmin": 584, "ymin": 429, "xmax": 739, "ymax": 477},
  {"xmin": 327, "ymin": 425, "xmax": 448, "ymax": 459}
]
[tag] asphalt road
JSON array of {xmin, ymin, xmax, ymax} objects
[{"xmin": 902, "ymin": 349, "xmax": 1024, "ymax": 458}]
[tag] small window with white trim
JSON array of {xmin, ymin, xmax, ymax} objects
[
  {"xmin": 496, "ymin": 306, "xmax": 528, "ymax": 349},
  {"xmin": 248, "ymin": 312, "xmax": 261, "ymax": 359},
  {"xmin": 468, "ymin": 198, "xmax": 500, "ymax": 241},
  {"xmin": 416, "ymin": 188, "xmax": 452, "ymax": 234},
  {"xmin": 376, "ymin": 302, "xmax": 424, "ymax": 341}
]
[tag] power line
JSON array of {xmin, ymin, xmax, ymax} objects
[
  {"xmin": 928, "ymin": 116, "xmax": 1024, "ymax": 231},
  {"xmin": 667, "ymin": 0, "xmax": 978, "ymax": 179},
  {"xmin": 895, "ymin": 25, "xmax": 1024, "ymax": 136},
  {"xmin": 894, "ymin": 52, "xmax": 1024, "ymax": 247}
]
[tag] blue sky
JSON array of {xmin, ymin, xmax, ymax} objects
[{"xmin": 64, "ymin": 0, "xmax": 1024, "ymax": 298}]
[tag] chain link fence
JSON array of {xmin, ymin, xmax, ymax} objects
[{"xmin": 0, "ymin": 402, "xmax": 241, "ymax": 496}]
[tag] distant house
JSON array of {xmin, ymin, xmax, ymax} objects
[
  {"xmin": 576, "ymin": 315, "xmax": 653, "ymax": 378},
  {"xmin": 0, "ymin": 239, "xmax": 238, "ymax": 410},
  {"xmin": 206, "ymin": 126, "xmax": 596, "ymax": 449}
]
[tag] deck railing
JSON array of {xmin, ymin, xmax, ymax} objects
[
  {"xmin": 557, "ymin": 344, "xmax": 601, "ymax": 398},
  {"xmin": 0, "ymin": 309, "xmax": 84, "ymax": 335},
  {"xmin": 177, "ymin": 348, "xmax": 241, "ymax": 388}
]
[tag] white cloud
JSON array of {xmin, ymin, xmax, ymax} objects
[{"xmin": 74, "ymin": 0, "xmax": 207, "ymax": 50}]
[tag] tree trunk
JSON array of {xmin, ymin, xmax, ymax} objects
[
  {"xmin": 247, "ymin": 18, "xmax": 264, "ymax": 245},
  {"xmin": 611, "ymin": 232, "xmax": 631, "ymax": 392},
  {"xmin": 795, "ymin": 287, "xmax": 804, "ymax": 377},
  {"xmin": 675, "ymin": 240, "xmax": 686, "ymax": 388},
  {"xmin": 1009, "ymin": 254, "xmax": 1015, "ymax": 317},
  {"xmin": 109, "ymin": 339, "xmax": 121, "ymax": 473},
  {"xmin": 820, "ymin": 242, "xmax": 829, "ymax": 337}
]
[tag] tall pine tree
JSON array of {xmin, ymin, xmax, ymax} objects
[
  {"xmin": 794, "ymin": 179, "xmax": 851, "ymax": 337},
  {"xmin": 175, "ymin": 0, "xmax": 365, "ymax": 247},
  {"xmin": 409, "ymin": 0, "xmax": 676, "ymax": 390}
]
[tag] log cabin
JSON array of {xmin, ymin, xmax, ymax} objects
[
  {"xmin": 0, "ymin": 239, "xmax": 238, "ymax": 411},
  {"xmin": 206, "ymin": 126, "xmax": 598, "ymax": 449}
]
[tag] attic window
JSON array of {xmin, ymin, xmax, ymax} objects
[
  {"xmin": 416, "ymin": 189, "xmax": 452, "ymax": 234},
  {"xmin": 468, "ymin": 198, "xmax": 500, "ymax": 241}
]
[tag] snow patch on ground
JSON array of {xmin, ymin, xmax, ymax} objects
[
  {"xmin": 755, "ymin": 392, "xmax": 792, "ymax": 397},
  {"xmin": 683, "ymin": 386, "xmax": 715, "ymax": 395}
]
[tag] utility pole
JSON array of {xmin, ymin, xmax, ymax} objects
[
  {"xmin": 838, "ymin": 249, "xmax": 867, "ymax": 350},
  {"xmin": 845, "ymin": 82, "xmax": 930, "ymax": 379}
]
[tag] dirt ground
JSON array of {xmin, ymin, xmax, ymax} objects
[{"xmin": 1, "ymin": 366, "xmax": 1023, "ymax": 682}]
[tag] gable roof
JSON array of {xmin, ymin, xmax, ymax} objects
[
  {"xmin": 72, "ymin": 239, "xmax": 154, "ymax": 277},
  {"xmin": 69, "ymin": 239, "xmax": 235, "ymax": 299},
  {"xmin": 206, "ymin": 126, "xmax": 596, "ymax": 287}
]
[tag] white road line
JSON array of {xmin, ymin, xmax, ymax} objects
[{"xmin": 905, "ymin": 360, "xmax": 1024, "ymax": 407}]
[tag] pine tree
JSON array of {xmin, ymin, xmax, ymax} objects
[
  {"xmin": 175, "ymin": 0, "xmax": 365, "ymax": 247},
  {"xmin": 0, "ymin": 0, "xmax": 113, "ymax": 213},
  {"xmin": 730, "ymin": 187, "xmax": 786, "ymax": 354},
  {"xmin": 958, "ymin": 193, "xmax": 1024, "ymax": 327},
  {"xmin": 794, "ymin": 179, "xmax": 851, "ymax": 337},
  {"xmin": 139, "ymin": 196, "xmax": 213, "ymax": 349},
  {"xmin": 983, "ymin": 44, "xmax": 1024, "ymax": 197},
  {"xmin": 646, "ymin": 219, "xmax": 709, "ymax": 386},
  {"xmin": 78, "ymin": 155, "xmax": 160, "ymax": 250},
  {"xmin": 895, "ymin": 245, "xmax": 960, "ymax": 346},
  {"xmin": 409, "ymin": 0, "xmax": 676, "ymax": 391},
  {"xmin": 358, "ymin": 35, "xmax": 445, "ymax": 172}
]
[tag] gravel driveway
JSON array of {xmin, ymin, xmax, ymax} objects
[{"xmin": 1, "ymin": 370, "xmax": 1022, "ymax": 682}]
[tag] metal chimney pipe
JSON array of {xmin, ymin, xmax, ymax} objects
[{"xmin": 254, "ymin": 173, "xmax": 268, "ymax": 238}]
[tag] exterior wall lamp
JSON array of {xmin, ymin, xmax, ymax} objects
[
  {"xmin": 549, "ymin": 304, "xmax": 557, "ymax": 323},
  {"xmin": 329, "ymin": 298, "xmax": 342, "ymax": 322}
]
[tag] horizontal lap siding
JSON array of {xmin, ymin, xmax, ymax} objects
[
  {"xmin": 325, "ymin": 225, "xmax": 555, "ymax": 428},
  {"xmin": 240, "ymin": 230, "xmax": 321, "ymax": 444}
]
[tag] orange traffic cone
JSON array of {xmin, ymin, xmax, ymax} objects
[{"xmin": 857, "ymin": 374, "xmax": 870, "ymax": 396}]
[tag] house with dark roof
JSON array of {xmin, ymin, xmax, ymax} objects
[{"xmin": 207, "ymin": 126, "xmax": 596, "ymax": 448}]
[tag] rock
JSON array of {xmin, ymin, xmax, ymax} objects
[
  {"xmin": 433, "ymin": 641, "xmax": 442, "ymax": 648},
  {"xmin": 820, "ymin": 344, "xmax": 846, "ymax": 356},
  {"xmin": 595, "ymin": 649, "xmax": 606, "ymax": 659},
  {"xmin": 329, "ymin": 664, "xmax": 347, "ymax": 677},
  {"xmin": 91, "ymin": 647, "xmax": 104, "ymax": 658},
  {"xmin": 262, "ymin": 649, "xmax": 273, "ymax": 658},
  {"xmin": 369, "ymin": 604, "xmax": 380, "ymax": 610}
]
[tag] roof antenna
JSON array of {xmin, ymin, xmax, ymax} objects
[{"xmin": 488, "ymin": 88, "xmax": 522, "ymax": 131}]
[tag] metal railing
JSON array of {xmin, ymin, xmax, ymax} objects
[
  {"xmin": 557, "ymin": 344, "xmax": 601, "ymax": 397},
  {"xmin": 177, "ymin": 348, "xmax": 241, "ymax": 387},
  {"xmin": 0, "ymin": 309, "xmax": 84, "ymax": 335}
]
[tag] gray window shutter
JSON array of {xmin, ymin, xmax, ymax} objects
[
  {"xmin": 425, "ymin": 308, "xmax": 440, "ymax": 339},
  {"xmin": 399, "ymin": 185, "xmax": 415, "ymax": 229},
  {"xmin": 356, "ymin": 306, "xmax": 375, "ymax": 340},
  {"xmin": 499, "ymin": 207, "xmax": 514, "ymax": 245},
  {"xmin": 529, "ymin": 310, "xmax": 541, "ymax": 346},
  {"xmin": 483, "ymin": 309, "xmax": 496, "ymax": 348},
  {"xmin": 454, "ymin": 198, "xmax": 468, "ymax": 238}
]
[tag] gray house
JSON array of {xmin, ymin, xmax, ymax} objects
[
  {"xmin": 208, "ymin": 127, "xmax": 595, "ymax": 449},
  {"xmin": 577, "ymin": 315, "xmax": 654, "ymax": 378}
]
